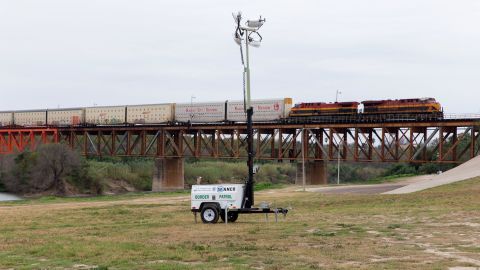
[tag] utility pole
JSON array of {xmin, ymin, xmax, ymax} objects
[
  {"xmin": 302, "ymin": 128, "xmax": 306, "ymax": 191},
  {"xmin": 337, "ymin": 139, "xmax": 342, "ymax": 185}
]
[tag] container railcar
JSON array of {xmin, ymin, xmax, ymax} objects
[
  {"xmin": 85, "ymin": 106, "xmax": 126, "ymax": 125},
  {"xmin": 227, "ymin": 98, "xmax": 293, "ymax": 122},
  {"xmin": 126, "ymin": 104, "xmax": 175, "ymax": 124},
  {"xmin": 289, "ymin": 102, "xmax": 360, "ymax": 117},
  {"xmin": 13, "ymin": 110, "xmax": 48, "ymax": 126},
  {"xmin": 47, "ymin": 108, "xmax": 85, "ymax": 126},
  {"xmin": 0, "ymin": 112, "xmax": 14, "ymax": 127},
  {"xmin": 175, "ymin": 102, "xmax": 226, "ymax": 123}
]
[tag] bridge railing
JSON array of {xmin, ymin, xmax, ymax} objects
[
  {"xmin": 444, "ymin": 114, "xmax": 480, "ymax": 120},
  {"xmin": 284, "ymin": 114, "xmax": 444, "ymax": 124}
]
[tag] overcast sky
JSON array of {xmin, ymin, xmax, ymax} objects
[{"xmin": 1, "ymin": 1, "xmax": 479, "ymax": 113}]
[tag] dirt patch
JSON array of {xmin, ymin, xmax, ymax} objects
[
  {"xmin": 423, "ymin": 247, "xmax": 480, "ymax": 266},
  {"xmin": 103, "ymin": 179, "xmax": 137, "ymax": 194}
]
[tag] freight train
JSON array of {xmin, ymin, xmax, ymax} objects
[{"xmin": 0, "ymin": 97, "xmax": 443, "ymax": 127}]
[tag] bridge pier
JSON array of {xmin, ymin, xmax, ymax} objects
[
  {"xmin": 152, "ymin": 158, "xmax": 185, "ymax": 191},
  {"xmin": 296, "ymin": 161, "xmax": 328, "ymax": 185}
]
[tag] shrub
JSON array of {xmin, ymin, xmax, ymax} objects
[{"xmin": 383, "ymin": 164, "xmax": 417, "ymax": 177}]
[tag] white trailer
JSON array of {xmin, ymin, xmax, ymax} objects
[
  {"xmin": 126, "ymin": 104, "xmax": 175, "ymax": 124},
  {"xmin": 85, "ymin": 106, "xmax": 126, "ymax": 125},
  {"xmin": 13, "ymin": 110, "xmax": 47, "ymax": 126},
  {"xmin": 0, "ymin": 112, "xmax": 13, "ymax": 127},
  {"xmin": 175, "ymin": 102, "xmax": 226, "ymax": 123},
  {"xmin": 191, "ymin": 184, "xmax": 244, "ymax": 223},
  {"xmin": 191, "ymin": 168, "xmax": 289, "ymax": 224},
  {"xmin": 227, "ymin": 98, "xmax": 293, "ymax": 122},
  {"xmin": 47, "ymin": 108, "xmax": 85, "ymax": 126}
]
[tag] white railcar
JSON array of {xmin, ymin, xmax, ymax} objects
[
  {"xmin": 47, "ymin": 108, "xmax": 85, "ymax": 126},
  {"xmin": 175, "ymin": 102, "xmax": 226, "ymax": 123},
  {"xmin": 13, "ymin": 110, "xmax": 47, "ymax": 126},
  {"xmin": 227, "ymin": 98, "xmax": 293, "ymax": 122},
  {"xmin": 85, "ymin": 106, "xmax": 126, "ymax": 125},
  {"xmin": 0, "ymin": 112, "xmax": 13, "ymax": 126},
  {"xmin": 126, "ymin": 104, "xmax": 175, "ymax": 124}
]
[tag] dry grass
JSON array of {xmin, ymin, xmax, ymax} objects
[{"xmin": 1, "ymin": 178, "xmax": 480, "ymax": 269}]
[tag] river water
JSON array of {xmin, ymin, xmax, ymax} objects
[{"xmin": 0, "ymin": 192, "xmax": 21, "ymax": 201}]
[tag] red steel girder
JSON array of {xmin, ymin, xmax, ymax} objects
[{"xmin": 0, "ymin": 129, "xmax": 59, "ymax": 154}]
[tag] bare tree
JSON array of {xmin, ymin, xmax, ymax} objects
[
  {"xmin": 34, "ymin": 144, "xmax": 81, "ymax": 195},
  {"xmin": 0, "ymin": 155, "xmax": 15, "ymax": 191},
  {"xmin": 0, "ymin": 154, "xmax": 25, "ymax": 193}
]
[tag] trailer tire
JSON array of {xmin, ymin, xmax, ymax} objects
[
  {"xmin": 220, "ymin": 211, "xmax": 239, "ymax": 223},
  {"xmin": 201, "ymin": 205, "xmax": 220, "ymax": 224}
]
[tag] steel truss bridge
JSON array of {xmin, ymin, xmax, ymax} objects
[{"xmin": 1, "ymin": 117, "xmax": 480, "ymax": 164}]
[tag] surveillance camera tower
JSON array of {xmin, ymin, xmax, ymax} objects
[{"xmin": 189, "ymin": 13, "xmax": 288, "ymax": 224}]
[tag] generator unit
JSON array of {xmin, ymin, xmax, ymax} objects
[
  {"xmin": 191, "ymin": 184, "xmax": 245, "ymax": 223},
  {"xmin": 190, "ymin": 168, "xmax": 289, "ymax": 224}
]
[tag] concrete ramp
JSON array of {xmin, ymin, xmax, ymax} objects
[{"xmin": 384, "ymin": 156, "xmax": 480, "ymax": 194}]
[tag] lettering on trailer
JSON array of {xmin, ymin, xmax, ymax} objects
[
  {"xmin": 194, "ymin": 195, "xmax": 209, "ymax": 200},
  {"xmin": 185, "ymin": 108, "xmax": 219, "ymax": 113},
  {"xmin": 219, "ymin": 194, "xmax": 233, "ymax": 199},
  {"xmin": 273, "ymin": 103, "xmax": 280, "ymax": 111},
  {"xmin": 193, "ymin": 186, "xmax": 213, "ymax": 192},
  {"xmin": 217, "ymin": 186, "xmax": 236, "ymax": 192}
]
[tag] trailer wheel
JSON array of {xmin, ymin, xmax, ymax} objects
[
  {"xmin": 201, "ymin": 205, "xmax": 220, "ymax": 224},
  {"xmin": 220, "ymin": 211, "xmax": 239, "ymax": 223}
]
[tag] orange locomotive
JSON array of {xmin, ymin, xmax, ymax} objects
[
  {"xmin": 289, "ymin": 102, "xmax": 359, "ymax": 117},
  {"xmin": 289, "ymin": 98, "xmax": 443, "ymax": 119},
  {"xmin": 362, "ymin": 98, "xmax": 442, "ymax": 115}
]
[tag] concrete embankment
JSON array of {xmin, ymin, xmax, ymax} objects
[{"xmin": 385, "ymin": 156, "xmax": 480, "ymax": 194}]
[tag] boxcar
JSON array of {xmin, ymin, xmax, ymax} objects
[
  {"xmin": 85, "ymin": 106, "xmax": 126, "ymax": 125},
  {"xmin": 13, "ymin": 110, "xmax": 47, "ymax": 126},
  {"xmin": 126, "ymin": 104, "xmax": 175, "ymax": 124},
  {"xmin": 227, "ymin": 98, "xmax": 293, "ymax": 122},
  {"xmin": 0, "ymin": 112, "xmax": 14, "ymax": 127},
  {"xmin": 175, "ymin": 102, "xmax": 226, "ymax": 123},
  {"xmin": 47, "ymin": 108, "xmax": 85, "ymax": 126}
]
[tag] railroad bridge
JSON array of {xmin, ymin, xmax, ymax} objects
[{"xmin": 1, "ymin": 116, "xmax": 480, "ymax": 190}]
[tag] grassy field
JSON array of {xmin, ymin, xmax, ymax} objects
[{"xmin": 1, "ymin": 179, "xmax": 480, "ymax": 269}]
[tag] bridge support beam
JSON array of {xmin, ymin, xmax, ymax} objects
[
  {"xmin": 296, "ymin": 161, "xmax": 328, "ymax": 185},
  {"xmin": 152, "ymin": 158, "xmax": 185, "ymax": 191}
]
